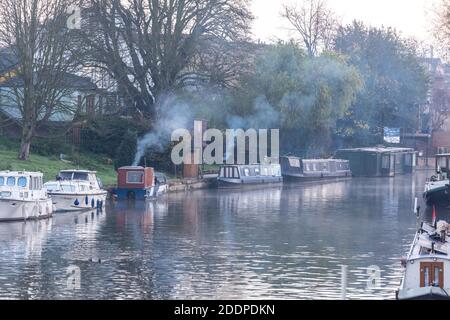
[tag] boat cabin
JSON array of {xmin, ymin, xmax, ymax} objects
[
  {"xmin": 435, "ymin": 154, "xmax": 450, "ymax": 175},
  {"xmin": 115, "ymin": 166, "xmax": 161, "ymax": 200},
  {"xmin": 0, "ymin": 171, "xmax": 46, "ymax": 200},
  {"xmin": 57, "ymin": 170, "xmax": 103, "ymax": 189},
  {"xmin": 335, "ymin": 147, "xmax": 417, "ymax": 177},
  {"xmin": 398, "ymin": 221, "xmax": 450, "ymax": 300},
  {"xmin": 280, "ymin": 157, "xmax": 351, "ymax": 180},
  {"xmin": 218, "ymin": 163, "xmax": 282, "ymax": 187}
]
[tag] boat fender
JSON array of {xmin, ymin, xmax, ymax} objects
[
  {"xmin": 85, "ymin": 196, "xmax": 88, "ymax": 205},
  {"xmin": 91, "ymin": 198, "xmax": 95, "ymax": 208},
  {"xmin": 74, "ymin": 199, "xmax": 80, "ymax": 206}
]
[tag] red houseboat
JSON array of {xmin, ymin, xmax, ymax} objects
[{"xmin": 114, "ymin": 166, "xmax": 168, "ymax": 200}]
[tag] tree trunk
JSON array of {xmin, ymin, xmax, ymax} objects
[{"xmin": 18, "ymin": 124, "xmax": 34, "ymax": 161}]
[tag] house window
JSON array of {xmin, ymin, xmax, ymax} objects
[
  {"xmin": 0, "ymin": 177, "xmax": 4, "ymax": 186},
  {"xmin": 127, "ymin": 172, "xmax": 144, "ymax": 184}
]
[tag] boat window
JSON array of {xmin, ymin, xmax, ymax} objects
[
  {"xmin": 434, "ymin": 267, "xmax": 441, "ymax": 286},
  {"xmin": 17, "ymin": 177, "xmax": 27, "ymax": 188},
  {"xmin": 45, "ymin": 184, "xmax": 59, "ymax": 192},
  {"xmin": 220, "ymin": 167, "xmax": 225, "ymax": 178},
  {"xmin": 0, "ymin": 177, "xmax": 4, "ymax": 186},
  {"xmin": 7, "ymin": 177, "xmax": 15, "ymax": 186},
  {"xmin": 59, "ymin": 172, "xmax": 73, "ymax": 180},
  {"xmin": 233, "ymin": 167, "xmax": 239, "ymax": 178},
  {"xmin": 243, "ymin": 168, "xmax": 250, "ymax": 177},
  {"xmin": 262, "ymin": 167, "xmax": 268, "ymax": 176},
  {"xmin": 424, "ymin": 267, "xmax": 430, "ymax": 287},
  {"xmin": 31, "ymin": 177, "xmax": 41, "ymax": 190},
  {"xmin": 288, "ymin": 158, "xmax": 300, "ymax": 168},
  {"xmin": 404, "ymin": 154, "xmax": 412, "ymax": 166},
  {"xmin": 437, "ymin": 157, "xmax": 447, "ymax": 169},
  {"xmin": 97, "ymin": 177, "xmax": 104, "ymax": 189},
  {"xmin": 0, "ymin": 191, "xmax": 11, "ymax": 198},
  {"xmin": 61, "ymin": 185, "xmax": 76, "ymax": 192},
  {"xmin": 254, "ymin": 168, "xmax": 260, "ymax": 176},
  {"xmin": 381, "ymin": 155, "xmax": 390, "ymax": 169},
  {"xmin": 127, "ymin": 172, "xmax": 144, "ymax": 183},
  {"xmin": 73, "ymin": 172, "xmax": 89, "ymax": 181}
]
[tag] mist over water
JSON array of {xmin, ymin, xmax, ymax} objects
[{"xmin": 0, "ymin": 171, "xmax": 440, "ymax": 299}]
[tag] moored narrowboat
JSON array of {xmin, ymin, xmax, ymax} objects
[
  {"xmin": 397, "ymin": 220, "xmax": 450, "ymax": 300},
  {"xmin": 335, "ymin": 147, "xmax": 417, "ymax": 177},
  {"xmin": 217, "ymin": 163, "xmax": 282, "ymax": 188},
  {"xmin": 280, "ymin": 156, "xmax": 351, "ymax": 182}
]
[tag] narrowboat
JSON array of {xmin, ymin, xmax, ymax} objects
[
  {"xmin": 44, "ymin": 170, "xmax": 107, "ymax": 212},
  {"xmin": 280, "ymin": 156, "xmax": 351, "ymax": 182},
  {"xmin": 397, "ymin": 220, "xmax": 450, "ymax": 300},
  {"xmin": 217, "ymin": 163, "xmax": 282, "ymax": 188},
  {"xmin": 0, "ymin": 171, "xmax": 53, "ymax": 221},
  {"xmin": 114, "ymin": 166, "xmax": 168, "ymax": 200},
  {"xmin": 335, "ymin": 147, "xmax": 417, "ymax": 177},
  {"xmin": 423, "ymin": 154, "xmax": 450, "ymax": 207}
]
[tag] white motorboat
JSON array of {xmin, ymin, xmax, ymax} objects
[
  {"xmin": 44, "ymin": 170, "xmax": 107, "ymax": 212},
  {"xmin": 397, "ymin": 220, "xmax": 450, "ymax": 300},
  {"xmin": 0, "ymin": 171, "xmax": 53, "ymax": 222}
]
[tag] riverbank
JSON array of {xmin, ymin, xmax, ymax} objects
[{"xmin": 0, "ymin": 146, "xmax": 117, "ymax": 186}]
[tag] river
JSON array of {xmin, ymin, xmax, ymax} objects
[{"xmin": 0, "ymin": 170, "xmax": 447, "ymax": 300}]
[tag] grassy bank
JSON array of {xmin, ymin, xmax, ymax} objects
[{"xmin": 0, "ymin": 140, "xmax": 117, "ymax": 186}]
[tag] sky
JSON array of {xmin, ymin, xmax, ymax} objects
[{"xmin": 251, "ymin": 0, "xmax": 439, "ymax": 43}]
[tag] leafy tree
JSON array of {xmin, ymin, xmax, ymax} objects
[
  {"xmin": 237, "ymin": 42, "xmax": 363, "ymax": 156},
  {"xmin": 334, "ymin": 21, "xmax": 429, "ymax": 146}
]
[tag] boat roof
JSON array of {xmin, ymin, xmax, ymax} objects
[
  {"xmin": 0, "ymin": 170, "xmax": 43, "ymax": 177},
  {"xmin": 118, "ymin": 166, "xmax": 149, "ymax": 170},
  {"xmin": 407, "ymin": 222, "xmax": 450, "ymax": 261},
  {"xmin": 60, "ymin": 169, "xmax": 97, "ymax": 174},
  {"xmin": 282, "ymin": 156, "xmax": 348, "ymax": 162},
  {"xmin": 436, "ymin": 154, "xmax": 450, "ymax": 157},
  {"xmin": 337, "ymin": 147, "xmax": 415, "ymax": 153}
]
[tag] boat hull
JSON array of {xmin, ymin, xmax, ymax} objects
[
  {"xmin": 49, "ymin": 192, "xmax": 107, "ymax": 212},
  {"xmin": 217, "ymin": 177, "xmax": 283, "ymax": 189},
  {"xmin": 397, "ymin": 287, "xmax": 450, "ymax": 300},
  {"xmin": 0, "ymin": 199, "xmax": 53, "ymax": 222},
  {"xmin": 423, "ymin": 185, "xmax": 450, "ymax": 207},
  {"xmin": 282, "ymin": 174, "xmax": 352, "ymax": 183}
]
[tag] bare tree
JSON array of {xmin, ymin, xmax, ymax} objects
[
  {"xmin": 282, "ymin": 0, "xmax": 337, "ymax": 57},
  {"xmin": 431, "ymin": 88, "xmax": 450, "ymax": 132},
  {"xmin": 432, "ymin": 0, "xmax": 450, "ymax": 58},
  {"xmin": 75, "ymin": 0, "xmax": 253, "ymax": 118},
  {"xmin": 0, "ymin": 0, "xmax": 80, "ymax": 160}
]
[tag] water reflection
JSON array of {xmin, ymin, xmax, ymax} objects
[{"xmin": 0, "ymin": 171, "xmax": 443, "ymax": 299}]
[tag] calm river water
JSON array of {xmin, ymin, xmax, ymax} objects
[{"xmin": 0, "ymin": 170, "xmax": 447, "ymax": 300}]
